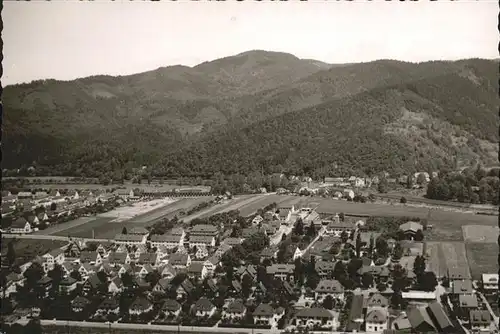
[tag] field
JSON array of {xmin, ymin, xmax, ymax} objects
[
  {"xmin": 462, "ymin": 225, "xmax": 499, "ymax": 243},
  {"xmin": 1, "ymin": 238, "xmax": 68, "ymax": 266},
  {"xmin": 465, "ymin": 243, "xmax": 498, "ymax": 280},
  {"xmin": 425, "ymin": 241, "xmax": 470, "ymax": 279}
]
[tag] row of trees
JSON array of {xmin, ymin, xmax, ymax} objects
[{"xmin": 426, "ymin": 166, "xmax": 499, "ymax": 204}]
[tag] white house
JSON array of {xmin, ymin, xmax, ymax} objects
[
  {"xmin": 129, "ymin": 297, "xmax": 153, "ymax": 316},
  {"xmin": 114, "ymin": 234, "xmax": 147, "ymax": 246},
  {"xmin": 149, "ymin": 234, "xmax": 183, "ymax": 249},
  {"xmin": 470, "ymin": 310, "xmax": 492, "ymax": 333},
  {"xmin": 294, "ymin": 308, "xmax": 338, "ymax": 330},
  {"xmin": 10, "ymin": 218, "xmax": 32, "ymax": 234},
  {"xmin": 481, "ymin": 273, "xmax": 498, "ymax": 293},
  {"xmin": 42, "ymin": 248, "xmax": 65, "ymax": 272},
  {"xmin": 365, "ymin": 308, "xmax": 389, "ymax": 333},
  {"xmin": 292, "ymin": 247, "xmax": 303, "ymax": 261},
  {"xmin": 193, "ymin": 298, "xmax": 216, "ymax": 318},
  {"xmin": 189, "ymin": 235, "xmax": 215, "ymax": 249}
]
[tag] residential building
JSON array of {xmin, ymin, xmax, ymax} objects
[
  {"xmin": 223, "ymin": 299, "xmax": 246, "ymax": 320},
  {"xmin": 154, "ymin": 278, "xmax": 172, "ymax": 294},
  {"xmin": 149, "ymin": 234, "xmax": 183, "ymax": 249},
  {"xmin": 71, "ymin": 296, "xmax": 91, "ymax": 313},
  {"xmin": 187, "ymin": 261, "xmax": 208, "ymax": 280},
  {"xmin": 266, "ymin": 264, "xmax": 295, "ymax": 282},
  {"xmin": 161, "ymin": 299, "xmax": 181, "ymax": 318},
  {"xmin": 79, "ymin": 251, "xmax": 102, "ymax": 266},
  {"xmin": 347, "ymin": 295, "xmax": 364, "ymax": 332},
  {"xmin": 452, "ymin": 280, "xmax": 474, "ymax": 296},
  {"xmin": 129, "ymin": 297, "xmax": 153, "ymax": 316},
  {"xmin": 253, "ymin": 303, "xmax": 284, "ymax": 328},
  {"xmin": 481, "ymin": 273, "xmax": 498, "ymax": 293},
  {"xmin": 108, "ymin": 276, "xmax": 123, "ymax": 294},
  {"xmin": 324, "ymin": 221, "xmax": 355, "ymax": 237},
  {"xmin": 107, "ymin": 252, "xmax": 131, "ymax": 265},
  {"xmin": 36, "ymin": 276, "xmax": 53, "ymax": 297},
  {"xmin": 315, "ymin": 279, "xmax": 344, "ymax": 302},
  {"xmin": 294, "ymin": 307, "xmax": 337, "ymax": 329},
  {"xmin": 169, "ymin": 253, "xmax": 191, "ymax": 269},
  {"xmin": 114, "ymin": 233, "xmax": 147, "ymax": 246},
  {"xmin": 137, "ymin": 253, "xmax": 158, "ymax": 267},
  {"xmin": 10, "ymin": 218, "xmax": 32, "ymax": 234},
  {"xmin": 42, "ymin": 248, "xmax": 65, "ymax": 272},
  {"xmin": 189, "ymin": 224, "xmax": 218, "ymax": 237},
  {"xmin": 365, "ymin": 309, "xmax": 388, "ymax": 333},
  {"xmin": 95, "ymin": 297, "xmax": 120, "ymax": 316},
  {"xmin": 59, "ymin": 277, "xmax": 78, "ymax": 293},
  {"xmin": 398, "ymin": 222, "xmax": 423, "ymax": 240},
  {"xmin": 315, "ymin": 261, "xmax": 336, "ymax": 279},
  {"xmin": 223, "ymin": 237, "xmax": 243, "ymax": 247},
  {"xmin": 193, "ymin": 297, "xmax": 216, "ymax": 318},
  {"xmin": 189, "ymin": 235, "xmax": 215, "ymax": 248},
  {"xmin": 176, "ymin": 278, "xmax": 194, "ymax": 299},
  {"xmin": 470, "ymin": 310, "xmax": 492, "ymax": 332}
]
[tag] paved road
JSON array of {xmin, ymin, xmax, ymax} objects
[{"xmin": 19, "ymin": 319, "xmax": 360, "ymax": 334}]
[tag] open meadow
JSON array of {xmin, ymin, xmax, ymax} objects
[
  {"xmin": 465, "ymin": 242, "xmax": 498, "ymax": 280},
  {"xmin": 462, "ymin": 225, "xmax": 499, "ymax": 243},
  {"xmin": 425, "ymin": 241, "xmax": 470, "ymax": 279},
  {"xmin": 1, "ymin": 238, "xmax": 68, "ymax": 267}
]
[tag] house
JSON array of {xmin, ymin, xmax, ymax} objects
[
  {"xmin": 134, "ymin": 244, "xmax": 148, "ymax": 259},
  {"xmin": 37, "ymin": 212, "xmax": 49, "ymax": 222},
  {"xmin": 83, "ymin": 274, "xmax": 103, "ymax": 294},
  {"xmin": 95, "ymin": 297, "xmax": 120, "ymax": 316},
  {"xmin": 481, "ymin": 273, "xmax": 498, "ymax": 293},
  {"xmin": 107, "ymin": 252, "xmax": 131, "ymax": 265},
  {"xmin": 137, "ymin": 253, "xmax": 158, "ymax": 267},
  {"xmin": 10, "ymin": 217, "xmax": 32, "ymax": 234},
  {"xmin": 176, "ymin": 278, "xmax": 195, "ymax": 299},
  {"xmin": 189, "ymin": 235, "xmax": 215, "ymax": 248},
  {"xmin": 426, "ymin": 301, "xmax": 455, "ymax": 333},
  {"xmin": 187, "ymin": 261, "xmax": 207, "ymax": 280},
  {"xmin": 138, "ymin": 264, "xmax": 154, "ymax": 278},
  {"xmin": 154, "ymin": 278, "xmax": 172, "ymax": 294},
  {"xmin": 114, "ymin": 233, "xmax": 147, "ymax": 246},
  {"xmin": 1, "ymin": 273, "xmax": 24, "ymax": 297},
  {"xmin": 260, "ymin": 247, "xmax": 278, "ymax": 262},
  {"xmin": 42, "ymin": 248, "xmax": 65, "ymax": 272},
  {"xmin": 252, "ymin": 215, "xmax": 264, "ymax": 225},
  {"xmin": 59, "ymin": 277, "xmax": 78, "ymax": 293},
  {"xmin": 447, "ymin": 267, "xmax": 471, "ymax": 281},
  {"xmin": 407, "ymin": 307, "xmax": 436, "ymax": 333},
  {"xmin": 391, "ymin": 312, "xmax": 412, "ymax": 331},
  {"xmin": 149, "ymin": 234, "xmax": 183, "ymax": 249},
  {"xmin": 161, "ymin": 299, "xmax": 182, "ymax": 318},
  {"xmin": 215, "ymin": 243, "xmax": 232, "ymax": 257},
  {"xmin": 193, "ymin": 297, "xmax": 216, "ymax": 318},
  {"xmin": 159, "ymin": 264, "xmax": 177, "ymax": 279},
  {"xmin": 223, "ymin": 299, "xmax": 246, "ymax": 319},
  {"xmin": 71, "ymin": 296, "xmax": 91, "ymax": 313},
  {"xmin": 292, "ymin": 247, "xmax": 303, "ymax": 261},
  {"xmin": 189, "ymin": 224, "xmax": 218, "ymax": 237},
  {"xmin": 129, "ymin": 297, "xmax": 153, "ymax": 316},
  {"xmin": 236, "ymin": 264, "xmax": 257, "ymax": 281},
  {"xmin": 401, "ymin": 291, "xmax": 437, "ymax": 304},
  {"xmin": 365, "ymin": 309, "xmax": 388, "ymax": 332},
  {"xmin": 223, "ymin": 237, "xmax": 243, "ymax": 247},
  {"xmin": 17, "ymin": 191, "xmax": 33, "ymax": 200},
  {"xmin": 36, "ymin": 276, "xmax": 53, "ymax": 297},
  {"xmin": 169, "ymin": 253, "xmax": 191, "ymax": 269},
  {"xmin": 79, "ymin": 251, "xmax": 102, "ymax": 266},
  {"xmin": 253, "ymin": 303, "xmax": 284, "ymax": 328},
  {"xmin": 343, "ymin": 189, "xmax": 355, "ymax": 200},
  {"xmin": 267, "ymin": 264, "xmax": 295, "ymax": 282},
  {"xmin": 459, "ymin": 294, "xmax": 479, "ymax": 310},
  {"xmin": 108, "ymin": 276, "xmax": 123, "ymax": 294},
  {"xmin": 367, "ymin": 293, "xmax": 389, "ymax": 309},
  {"xmin": 469, "ymin": 310, "xmax": 492, "ymax": 332},
  {"xmin": 194, "ymin": 245, "xmax": 209, "ymax": 259},
  {"xmin": 254, "ymin": 282, "xmax": 268, "ymax": 298},
  {"xmin": 315, "ymin": 279, "xmax": 344, "ymax": 302},
  {"xmin": 113, "ymin": 189, "xmax": 135, "ymax": 201},
  {"xmin": 398, "ymin": 221, "xmax": 423, "ymax": 240},
  {"xmin": 315, "ymin": 261, "xmax": 336, "ymax": 278},
  {"xmin": 452, "ymin": 280, "xmax": 473, "ymax": 296},
  {"xmin": 294, "ymin": 307, "xmax": 337, "ymax": 329},
  {"xmin": 325, "ymin": 220, "xmax": 355, "ymax": 237},
  {"xmin": 278, "ymin": 209, "xmax": 292, "ymax": 223}
]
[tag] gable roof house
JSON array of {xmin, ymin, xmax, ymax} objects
[
  {"xmin": 137, "ymin": 253, "xmax": 158, "ymax": 267},
  {"xmin": 192, "ymin": 297, "xmax": 217, "ymax": 318},
  {"xmin": 407, "ymin": 307, "xmax": 436, "ymax": 333},
  {"xmin": 95, "ymin": 297, "xmax": 120, "ymax": 316},
  {"xmin": 266, "ymin": 264, "xmax": 295, "ymax": 282},
  {"xmin": 426, "ymin": 301, "xmax": 455, "ymax": 333},
  {"xmin": 469, "ymin": 310, "xmax": 492, "ymax": 332},
  {"xmin": 253, "ymin": 303, "xmax": 284, "ymax": 328},
  {"xmin": 10, "ymin": 217, "xmax": 32, "ymax": 234},
  {"xmin": 187, "ymin": 261, "xmax": 208, "ymax": 280},
  {"xmin": 189, "ymin": 235, "xmax": 215, "ymax": 248},
  {"xmin": 169, "ymin": 253, "xmax": 191, "ymax": 269},
  {"xmin": 79, "ymin": 251, "xmax": 102, "ymax": 266},
  {"xmin": 176, "ymin": 278, "xmax": 195, "ymax": 299},
  {"xmin": 158, "ymin": 263, "xmax": 177, "ymax": 279},
  {"xmin": 399, "ymin": 222, "xmax": 423, "ymax": 240},
  {"xmin": 107, "ymin": 252, "xmax": 131, "ymax": 266},
  {"xmin": 189, "ymin": 224, "xmax": 219, "ymax": 237},
  {"xmin": 223, "ymin": 299, "xmax": 247, "ymax": 319},
  {"xmin": 161, "ymin": 299, "xmax": 182, "ymax": 318},
  {"xmin": 114, "ymin": 233, "xmax": 147, "ymax": 246}
]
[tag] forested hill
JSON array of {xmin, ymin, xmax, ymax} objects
[{"xmin": 3, "ymin": 51, "xmax": 498, "ymax": 180}]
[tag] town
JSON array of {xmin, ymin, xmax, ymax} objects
[{"xmin": 0, "ymin": 182, "xmax": 498, "ymax": 334}]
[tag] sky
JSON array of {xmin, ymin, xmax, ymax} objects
[{"xmin": 3, "ymin": 1, "xmax": 498, "ymax": 86}]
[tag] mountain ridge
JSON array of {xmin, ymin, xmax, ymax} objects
[{"xmin": 3, "ymin": 50, "xmax": 498, "ymax": 179}]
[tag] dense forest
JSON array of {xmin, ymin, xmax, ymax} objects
[{"xmin": 3, "ymin": 52, "xmax": 498, "ymax": 181}]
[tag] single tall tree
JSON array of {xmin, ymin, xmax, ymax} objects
[{"xmin": 122, "ymin": 227, "xmax": 128, "ymax": 234}]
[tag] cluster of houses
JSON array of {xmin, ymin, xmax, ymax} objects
[{"xmin": 1, "ymin": 189, "xmax": 135, "ymax": 234}]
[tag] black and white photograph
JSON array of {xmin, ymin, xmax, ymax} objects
[{"xmin": 1, "ymin": 1, "xmax": 499, "ymax": 333}]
